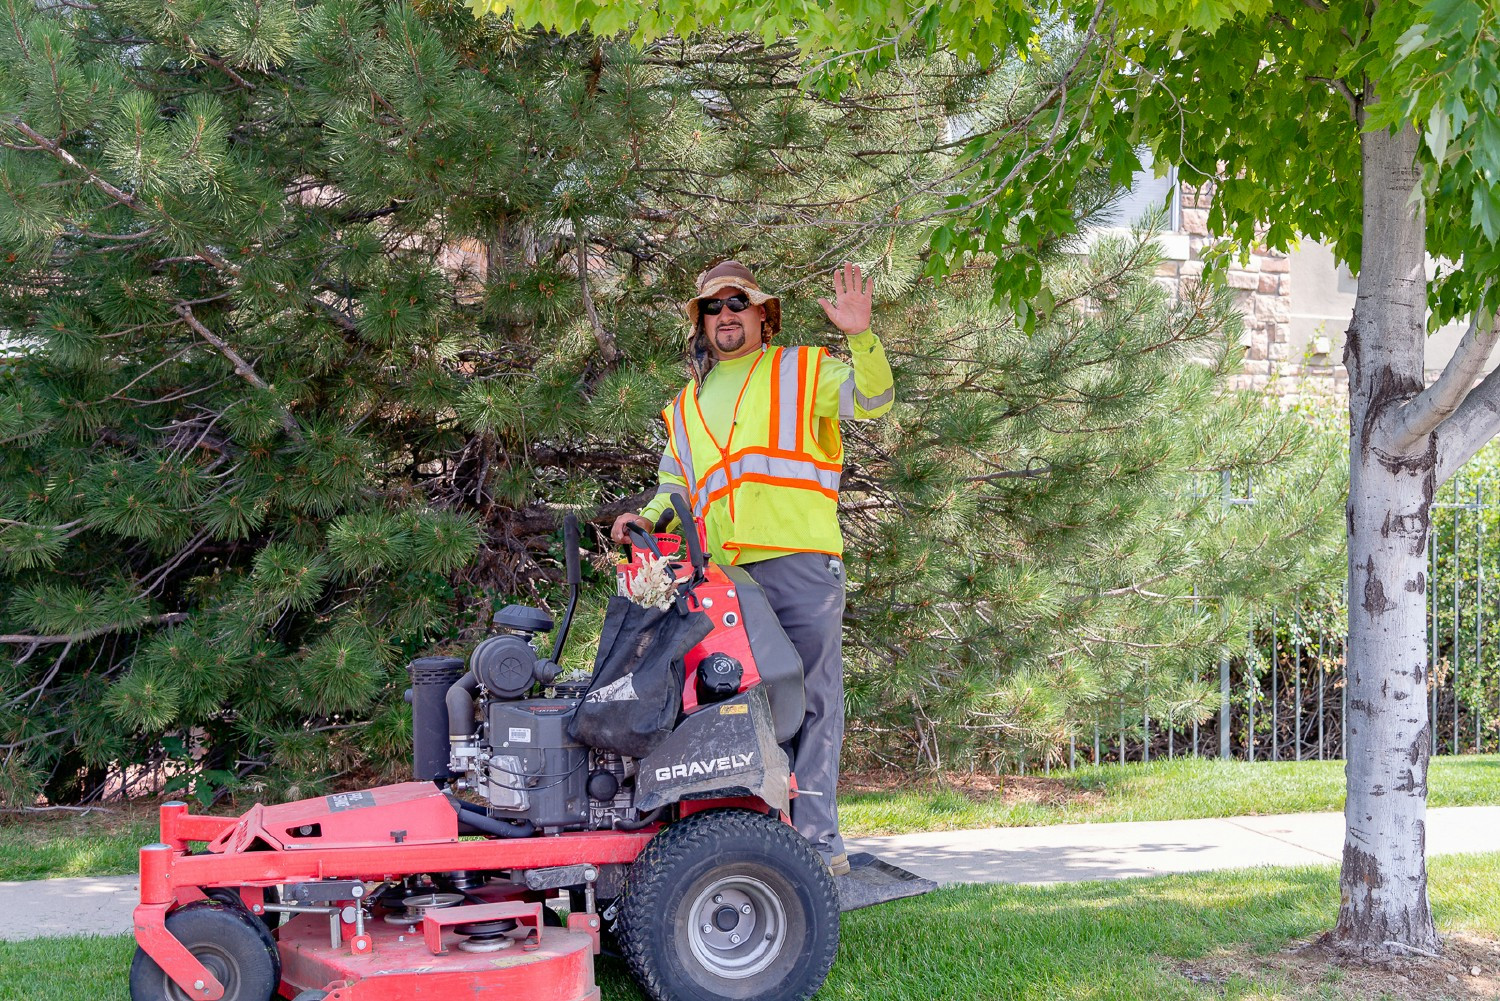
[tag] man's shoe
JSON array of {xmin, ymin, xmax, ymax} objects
[{"xmin": 827, "ymin": 852, "xmax": 850, "ymax": 877}]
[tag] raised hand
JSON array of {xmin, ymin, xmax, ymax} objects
[{"xmin": 817, "ymin": 262, "xmax": 873, "ymax": 336}]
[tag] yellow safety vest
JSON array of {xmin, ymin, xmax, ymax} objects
[{"xmin": 660, "ymin": 346, "xmax": 844, "ymax": 562}]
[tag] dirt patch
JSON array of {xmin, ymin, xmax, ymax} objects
[
  {"xmin": 841, "ymin": 769, "xmax": 1102, "ymax": 808},
  {"xmin": 1180, "ymin": 933, "xmax": 1500, "ymax": 999}
]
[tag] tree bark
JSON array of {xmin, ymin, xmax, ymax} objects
[{"xmin": 1332, "ymin": 118, "xmax": 1441, "ymax": 955}]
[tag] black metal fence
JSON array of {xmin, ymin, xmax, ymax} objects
[{"xmin": 1044, "ymin": 475, "xmax": 1500, "ymax": 770}]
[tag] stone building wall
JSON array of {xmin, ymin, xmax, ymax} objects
[{"xmin": 1153, "ymin": 181, "xmax": 1348, "ymax": 407}]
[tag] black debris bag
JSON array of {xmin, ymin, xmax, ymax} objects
[{"xmin": 568, "ymin": 595, "xmax": 714, "ymax": 758}]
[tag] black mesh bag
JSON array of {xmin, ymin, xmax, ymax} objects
[{"xmin": 568, "ymin": 595, "xmax": 713, "ymax": 758}]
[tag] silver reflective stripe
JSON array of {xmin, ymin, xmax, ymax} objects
[
  {"xmin": 658, "ymin": 451, "xmax": 683, "ymax": 479},
  {"xmin": 728, "ymin": 452, "xmax": 840, "ymax": 493},
  {"xmin": 855, "ymin": 383, "xmax": 894, "ymax": 412},
  {"xmin": 776, "ymin": 347, "xmax": 802, "ymax": 451},
  {"xmin": 669, "ymin": 399, "xmax": 703, "ymax": 516},
  {"xmin": 700, "ymin": 466, "xmax": 730, "ymax": 499},
  {"xmin": 839, "ymin": 374, "xmax": 856, "ymax": 419},
  {"xmin": 654, "ymin": 483, "xmax": 689, "ymax": 500}
]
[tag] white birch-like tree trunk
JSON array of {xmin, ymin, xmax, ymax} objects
[
  {"xmin": 1334, "ymin": 119, "xmax": 1440, "ymax": 954},
  {"xmin": 1335, "ymin": 113, "xmax": 1500, "ymax": 955}
]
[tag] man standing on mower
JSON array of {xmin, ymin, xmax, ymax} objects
[{"xmin": 610, "ymin": 259, "xmax": 894, "ymax": 877}]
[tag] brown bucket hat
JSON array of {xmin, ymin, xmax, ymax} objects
[{"xmin": 684, "ymin": 260, "xmax": 782, "ymax": 340}]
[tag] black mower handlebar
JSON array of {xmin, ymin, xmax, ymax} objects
[
  {"xmin": 563, "ymin": 514, "xmax": 581, "ymax": 585},
  {"xmin": 552, "ymin": 514, "xmax": 582, "ymax": 663},
  {"xmin": 668, "ymin": 494, "xmax": 707, "ymax": 573},
  {"xmin": 626, "ymin": 522, "xmax": 664, "ymax": 560}
]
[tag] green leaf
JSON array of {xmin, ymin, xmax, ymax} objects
[
  {"xmin": 590, "ymin": 5, "xmax": 630, "ymax": 35},
  {"xmin": 1427, "ymin": 102, "xmax": 1452, "ymax": 162},
  {"xmin": 1393, "ymin": 24, "xmax": 1431, "ymax": 62}
]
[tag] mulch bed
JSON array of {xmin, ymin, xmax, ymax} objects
[{"xmin": 1181, "ymin": 933, "xmax": 1500, "ymax": 999}]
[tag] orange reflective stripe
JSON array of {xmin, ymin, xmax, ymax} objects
[
  {"xmin": 723, "ymin": 444, "xmax": 841, "ymax": 472},
  {"xmin": 737, "ymin": 472, "xmax": 839, "ymax": 500},
  {"xmin": 723, "ymin": 541, "xmax": 840, "ymax": 557},
  {"xmin": 704, "ymin": 473, "xmax": 839, "ymax": 505}
]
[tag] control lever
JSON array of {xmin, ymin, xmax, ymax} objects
[
  {"xmin": 668, "ymin": 493, "xmax": 707, "ymax": 574},
  {"xmin": 551, "ymin": 514, "xmax": 581, "ymax": 663},
  {"xmin": 625, "ymin": 522, "xmax": 664, "ymax": 560}
]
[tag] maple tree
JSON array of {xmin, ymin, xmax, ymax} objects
[{"xmin": 467, "ymin": 0, "xmax": 1500, "ymax": 956}]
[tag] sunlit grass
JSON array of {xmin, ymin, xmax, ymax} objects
[
  {"xmin": 0, "ymin": 810, "xmax": 158, "ymax": 882},
  {"xmin": 7, "ymin": 853, "xmax": 1497, "ymax": 1001},
  {"xmin": 840, "ymin": 754, "xmax": 1500, "ymax": 836}
]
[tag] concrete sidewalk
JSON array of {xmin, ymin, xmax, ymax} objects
[
  {"xmin": 3, "ymin": 806, "xmax": 1497, "ymax": 941},
  {"xmin": 848, "ymin": 805, "xmax": 1500, "ymax": 886}
]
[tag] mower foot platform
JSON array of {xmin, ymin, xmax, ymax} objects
[
  {"xmin": 275, "ymin": 907, "xmax": 598, "ymax": 1001},
  {"xmin": 834, "ymin": 852, "xmax": 938, "ymax": 912}
]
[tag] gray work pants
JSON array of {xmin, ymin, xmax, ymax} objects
[{"xmin": 744, "ymin": 551, "xmax": 846, "ymax": 861}]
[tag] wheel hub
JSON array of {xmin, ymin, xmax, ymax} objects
[
  {"xmin": 166, "ymin": 948, "xmax": 235, "ymax": 1001},
  {"xmin": 686, "ymin": 875, "xmax": 787, "ymax": 979}
]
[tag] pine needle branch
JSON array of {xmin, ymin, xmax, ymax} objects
[
  {"xmin": 575, "ymin": 230, "xmax": 620, "ymax": 365},
  {"xmin": 173, "ymin": 304, "xmax": 302, "ymax": 440},
  {"xmin": 8, "ymin": 119, "xmax": 236, "ymax": 273},
  {"xmin": 0, "ymin": 612, "xmax": 190, "ymax": 646},
  {"xmin": 183, "ymin": 37, "xmax": 257, "ymax": 91}
]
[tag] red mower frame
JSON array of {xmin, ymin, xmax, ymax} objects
[{"xmin": 134, "ymin": 782, "xmax": 782, "ymax": 1001}]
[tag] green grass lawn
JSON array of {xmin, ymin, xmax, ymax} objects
[
  {"xmin": 6, "ymin": 754, "xmax": 1499, "ymax": 882},
  {"xmin": 840, "ymin": 753, "xmax": 1500, "ymax": 835},
  {"xmin": 5, "ymin": 852, "xmax": 1498, "ymax": 1001},
  {"xmin": 0, "ymin": 808, "xmax": 158, "ymax": 882}
]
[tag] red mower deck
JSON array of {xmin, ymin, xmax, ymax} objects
[{"xmin": 276, "ymin": 900, "xmax": 597, "ymax": 1001}]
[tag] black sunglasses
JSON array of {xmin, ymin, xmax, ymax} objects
[{"xmin": 699, "ymin": 293, "xmax": 752, "ymax": 315}]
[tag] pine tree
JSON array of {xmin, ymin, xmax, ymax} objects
[
  {"xmin": 842, "ymin": 235, "xmax": 1347, "ymax": 768},
  {"xmin": 0, "ymin": 1, "xmax": 1340, "ymax": 804}
]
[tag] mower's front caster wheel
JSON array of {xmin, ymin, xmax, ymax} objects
[
  {"xmin": 616, "ymin": 808, "xmax": 839, "ymax": 1001},
  {"xmin": 128, "ymin": 901, "xmax": 279, "ymax": 1001},
  {"xmin": 204, "ymin": 885, "xmax": 285, "ymax": 936}
]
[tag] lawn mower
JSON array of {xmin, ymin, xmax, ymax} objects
[{"xmin": 128, "ymin": 493, "xmax": 933, "ymax": 1001}]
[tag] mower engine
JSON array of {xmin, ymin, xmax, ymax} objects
[{"xmin": 444, "ymin": 625, "xmax": 638, "ymax": 834}]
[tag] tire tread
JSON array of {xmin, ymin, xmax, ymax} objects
[{"xmin": 615, "ymin": 809, "xmax": 839, "ymax": 1001}]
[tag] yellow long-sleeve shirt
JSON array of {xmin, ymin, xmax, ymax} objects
[{"xmin": 641, "ymin": 329, "xmax": 894, "ymax": 564}]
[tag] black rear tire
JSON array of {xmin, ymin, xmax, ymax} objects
[
  {"xmin": 129, "ymin": 901, "xmax": 279, "ymax": 1001},
  {"xmin": 615, "ymin": 809, "xmax": 839, "ymax": 1001}
]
